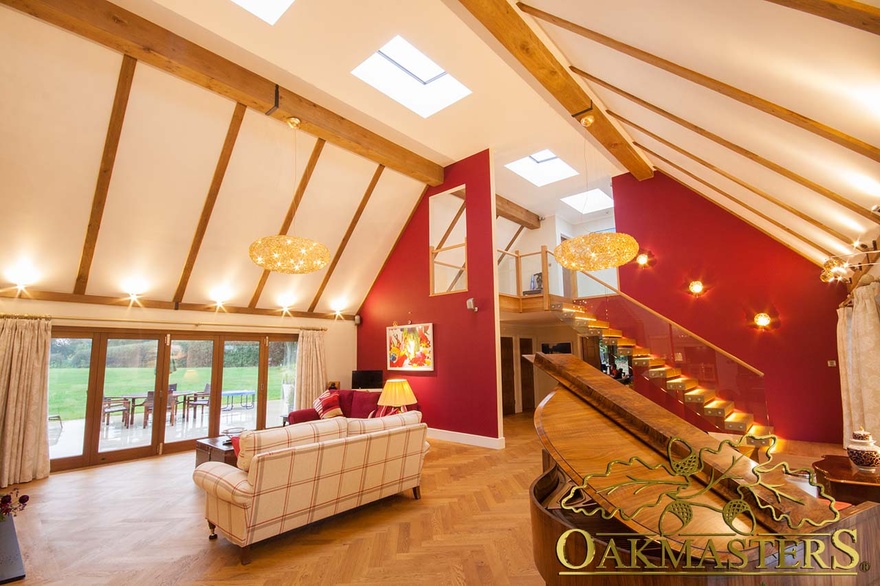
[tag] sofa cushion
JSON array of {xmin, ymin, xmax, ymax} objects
[
  {"xmin": 313, "ymin": 391, "xmax": 343, "ymax": 419},
  {"xmin": 237, "ymin": 417, "xmax": 347, "ymax": 472},
  {"xmin": 350, "ymin": 390, "xmax": 381, "ymax": 418},
  {"xmin": 334, "ymin": 389, "xmax": 356, "ymax": 417},
  {"xmin": 347, "ymin": 410, "xmax": 422, "ymax": 436}
]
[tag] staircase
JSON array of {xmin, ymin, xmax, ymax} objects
[{"xmin": 557, "ymin": 304, "xmax": 773, "ymax": 443}]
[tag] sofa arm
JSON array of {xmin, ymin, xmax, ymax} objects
[
  {"xmin": 193, "ymin": 462, "xmax": 254, "ymax": 507},
  {"xmin": 288, "ymin": 408, "xmax": 320, "ymax": 425}
]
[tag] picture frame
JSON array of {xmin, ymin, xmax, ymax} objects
[{"xmin": 387, "ymin": 323, "xmax": 434, "ymax": 371}]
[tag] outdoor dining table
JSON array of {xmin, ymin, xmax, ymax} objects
[{"xmin": 119, "ymin": 390, "xmax": 197, "ymax": 425}]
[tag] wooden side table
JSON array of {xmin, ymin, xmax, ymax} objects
[
  {"xmin": 195, "ymin": 437, "xmax": 238, "ymax": 467},
  {"xmin": 813, "ymin": 455, "xmax": 880, "ymax": 505}
]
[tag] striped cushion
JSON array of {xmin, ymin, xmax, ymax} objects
[
  {"xmin": 314, "ymin": 392, "xmax": 343, "ymax": 419},
  {"xmin": 347, "ymin": 410, "xmax": 421, "ymax": 436},
  {"xmin": 236, "ymin": 417, "xmax": 347, "ymax": 472}
]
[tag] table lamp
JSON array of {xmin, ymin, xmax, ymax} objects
[{"xmin": 377, "ymin": 378, "xmax": 417, "ymax": 416}]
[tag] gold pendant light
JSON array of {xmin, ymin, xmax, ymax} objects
[
  {"xmin": 554, "ymin": 232, "xmax": 639, "ymax": 272},
  {"xmin": 249, "ymin": 235, "xmax": 330, "ymax": 274},
  {"xmin": 248, "ymin": 117, "xmax": 328, "ymax": 275}
]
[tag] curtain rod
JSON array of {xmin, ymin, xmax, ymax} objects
[
  {"xmin": 39, "ymin": 314, "xmax": 328, "ymax": 331},
  {"xmin": 0, "ymin": 313, "xmax": 52, "ymax": 320}
]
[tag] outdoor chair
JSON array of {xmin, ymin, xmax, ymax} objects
[
  {"xmin": 188, "ymin": 383, "xmax": 210, "ymax": 422},
  {"xmin": 102, "ymin": 397, "xmax": 131, "ymax": 428},
  {"xmin": 142, "ymin": 384, "xmax": 178, "ymax": 427}
]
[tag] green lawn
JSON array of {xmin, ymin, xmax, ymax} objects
[{"xmin": 48, "ymin": 367, "xmax": 289, "ymax": 421}]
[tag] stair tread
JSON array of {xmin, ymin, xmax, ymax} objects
[
  {"xmin": 705, "ymin": 399, "xmax": 733, "ymax": 408},
  {"xmin": 725, "ymin": 411, "xmax": 755, "ymax": 423},
  {"xmin": 746, "ymin": 424, "xmax": 774, "ymax": 435},
  {"xmin": 602, "ymin": 329, "xmax": 623, "ymax": 338},
  {"xmin": 684, "ymin": 388, "xmax": 716, "ymax": 402}
]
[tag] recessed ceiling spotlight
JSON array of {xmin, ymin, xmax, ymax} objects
[{"xmin": 4, "ymin": 259, "xmax": 39, "ymax": 291}]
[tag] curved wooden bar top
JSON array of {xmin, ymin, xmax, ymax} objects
[{"xmin": 529, "ymin": 353, "xmax": 880, "ymax": 585}]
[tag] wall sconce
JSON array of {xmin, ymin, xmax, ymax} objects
[
  {"xmin": 634, "ymin": 250, "xmax": 654, "ymax": 268},
  {"xmin": 688, "ymin": 280, "xmax": 704, "ymax": 296},
  {"xmin": 754, "ymin": 312, "xmax": 772, "ymax": 329},
  {"xmin": 466, "ymin": 298, "xmax": 478, "ymax": 312}
]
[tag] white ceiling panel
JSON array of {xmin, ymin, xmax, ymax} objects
[
  {"xmin": 88, "ymin": 62, "xmax": 237, "ymax": 299},
  {"xmin": 0, "ymin": 7, "xmax": 121, "ymax": 292},
  {"xmin": 316, "ymin": 169, "xmax": 424, "ymax": 315},
  {"xmin": 182, "ymin": 111, "xmax": 315, "ymax": 307},
  {"xmin": 257, "ymin": 142, "xmax": 383, "ymax": 311},
  {"xmin": 2, "ymin": 0, "xmax": 878, "ymax": 315}
]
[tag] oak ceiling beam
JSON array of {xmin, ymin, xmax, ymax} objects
[
  {"xmin": 450, "ymin": 189, "xmax": 541, "ymax": 230},
  {"xmin": 763, "ymin": 0, "xmax": 880, "ymax": 35},
  {"xmin": 1, "ymin": 0, "xmax": 444, "ymax": 186},
  {"xmin": 174, "ymin": 102, "xmax": 247, "ymax": 304},
  {"xmin": 456, "ymin": 0, "xmax": 653, "ymax": 180},
  {"xmin": 248, "ymin": 139, "xmax": 326, "ymax": 309},
  {"xmin": 581, "ymin": 71, "xmax": 879, "ymax": 224},
  {"xmin": 74, "ymin": 55, "xmax": 136, "ymax": 295},
  {"xmin": 614, "ymin": 112, "xmax": 854, "ymax": 246},
  {"xmin": 308, "ymin": 165, "xmax": 384, "ymax": 313},
  {"xmin": 495, "ymin": 194, "xmax": 542, "ymax": 229},
  {"xmin": 0, "ymin": 288, "xmax": 351, "ymax": 320},
  {"xmin": 639, "ymin": 144, "xmax": 835, "ymax": 262},
  {"xmin": 518, "ymin": 2, "xmax": 880, "ymax": 164}
]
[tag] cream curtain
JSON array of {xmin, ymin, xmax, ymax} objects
[
  {"xmin": 0, "ymin": 317, "xmax": 51, "ymax": 488},
  {"xmin": 295, "ymin": 330, "xmax": 327, "ymax": 411},
  {"xmin": 838, "ymin": 281, "xmax": 880, "ymax": 443}
]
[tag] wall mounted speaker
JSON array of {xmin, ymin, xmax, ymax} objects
[{"xmin": 354, "ymin": 314, "xmax": 361, "ymax": 325}]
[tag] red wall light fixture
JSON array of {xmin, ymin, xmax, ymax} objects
[
  {"xmin": 753, "ymin": 312, "xmax": 773, "ymax": 330},
  {"xmin": 635, "ymin": 250, "xmax": 654, "ymax": 268}
]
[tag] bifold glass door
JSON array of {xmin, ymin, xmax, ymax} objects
[{"xmin": 49, "ymin": 328, "xmax": 298, "ymax": 470}]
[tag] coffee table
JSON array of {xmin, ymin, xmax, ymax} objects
[
  {"xmin": 812, "ymin": 455, "xmax": 880, "ymax": 505},
  {"xmin": 195, "ymin": 437, "xmax": 237, "ymax": 467}
]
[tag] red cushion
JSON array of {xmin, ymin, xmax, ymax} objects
[
  {"xmin": 231, "ymin": 435, "xmax": 241, "ymax": 456},
  {"xmin": 314, "ymin": 392, "xmax": 343, "ymax": 419},
  {"xmin": 334, "ymin": 389, "xmax": 356, "ymax": 416},
  {"xmin": 350, "ymin": 391, "xmax": 381, "ymax": 418}
]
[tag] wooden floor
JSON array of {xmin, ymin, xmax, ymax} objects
[{"xmin": 14, "ymin": 413, "xmax": 546, "ymax": 585}]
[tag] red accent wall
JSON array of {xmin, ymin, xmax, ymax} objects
[
  {"xmin": 614, "ymin": 171, "xmax": 847, "ymax": 443},
  {"xmin": 357, "ymin": 150, "xmax": 499, "ymax": 438}
]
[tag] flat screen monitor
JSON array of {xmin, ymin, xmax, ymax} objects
[{"xmin": 351, "ymin": 369, "xmax": 383, "ymax": 389}]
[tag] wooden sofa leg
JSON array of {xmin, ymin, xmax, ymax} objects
[
  {"xmin": 207, "ymin": 521, "xmax": 217, "ymax": 540},
  {"xmin": 412, "ymin": 486, "xmax": 421, "ymax": 500},
  {"xmin": 240, "ymin": 545, "xmax": 252, "ymax": 565}
]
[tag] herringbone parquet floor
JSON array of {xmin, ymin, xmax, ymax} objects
[{"xmin": 13, "ymin": 413, "xmax": 545, "ymax": 586}]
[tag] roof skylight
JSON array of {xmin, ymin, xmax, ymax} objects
[
  {"xmin": 561, "ymin": 188, "xmax": 614, "ymax": 215},
  {"xmin": 228, "ymin": 0, "xmax": 295, "ymax": 25},
  {"xmin": 352, "ymin": 36, "xmax": 471, "ymax": 118},
  {"xmin": 505, "ymin": 150, "xmax": 578, "ymax": 187}
]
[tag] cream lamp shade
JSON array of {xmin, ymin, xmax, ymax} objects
[{"xmin": 378, "ymin": 379, "xmax": 417, "ymax": 408}]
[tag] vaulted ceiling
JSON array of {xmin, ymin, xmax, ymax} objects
[{"xmin": 1, "ymin": 0, "xmax": 878, "ymax": 319}]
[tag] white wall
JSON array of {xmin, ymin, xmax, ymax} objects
[
  {"xmin": 0, "ymin": 297, "xmax": 358, "ymax": 386},
  {"xmin": 500, "ymin": 321, "xmax": 580, "ymax": 409}
]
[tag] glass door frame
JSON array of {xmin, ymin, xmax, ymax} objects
[
  {"xmin": 49, "ymin": 327, "xmax": 297, "ymax": 470},
  {"xmin": 48, "ymin": 328, "xmax": 99, "ymax": 472}
]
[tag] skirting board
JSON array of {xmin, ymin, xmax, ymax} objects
[{"xmin": 427, "ymin": 427, "xmax": 505, "ymax": 450}]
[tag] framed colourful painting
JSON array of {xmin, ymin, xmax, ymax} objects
[{"xmin": 387, "ymin": 323, "xmax": 434, "ymax": 371}]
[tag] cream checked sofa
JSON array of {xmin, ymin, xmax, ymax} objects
[{"xmin": 192, "ymin": 411, "xmax": 429, "ymax": 564}]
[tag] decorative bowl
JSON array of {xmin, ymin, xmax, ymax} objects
[{"xmin": 222, "ymin": 427, "xmax": 245, "ymax": 440}]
